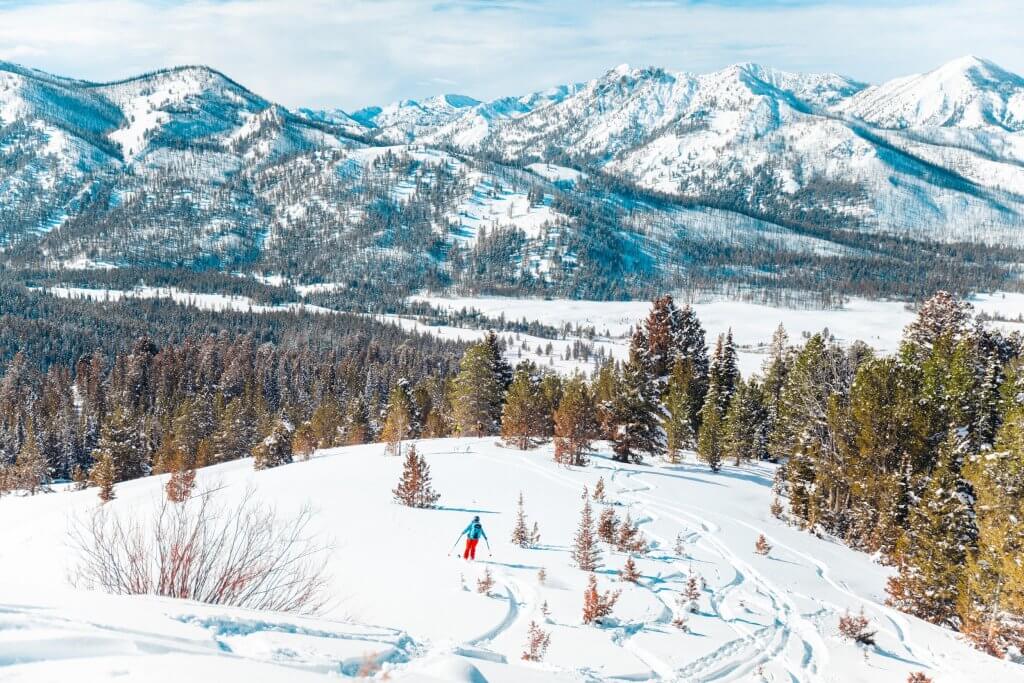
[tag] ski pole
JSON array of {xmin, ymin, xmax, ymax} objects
[
  {"xmin": 484, "ymin": 537, "xmax": 492, "ymax": 556},
  {"xmin": 448, "ymin": 534, "xmax": 464, "ymax": 556}
]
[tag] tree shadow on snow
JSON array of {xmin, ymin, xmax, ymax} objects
[{"xmin": 435, "ymin": 506, "xmax": 501, "ymax": 515}]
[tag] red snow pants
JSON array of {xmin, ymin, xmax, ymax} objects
[{"xmin": 463, "ymin": 538, "xmax": 479, "ymax": 559}]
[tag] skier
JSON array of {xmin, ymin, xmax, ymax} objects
[{"xmin": 458, "ymin": 515, "xmax": 489, "ymax": 560}]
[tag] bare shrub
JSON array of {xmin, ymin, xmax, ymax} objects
[
  {"xmin": 838, "ymin": 608, "xmax": 877, "ymax": 646},
  {"xmin": 70, "ymin": 486, "xmax": 330, "ymax": 614},
  {"xmin": 907, "ymin": 673, "xmax": 933, "ymax": 683}
]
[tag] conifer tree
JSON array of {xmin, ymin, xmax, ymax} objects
[
  {"xmin": 92, "ymin": 452, "xmax": 116, "ymax": 503},
  {"xmin": 611, "ymin": 330, "xmax": 664, "ymax": 463},
  {"xmin": 582, "ymin": 573, "xmax": 620, "ymax": 625},
  {"xmin": 392, "ymin": 445, "xmax": 440, "ymax": 508},
  {"xmin": 616, "ymin": 513, "xmax": 647, "ymax": 554},
  {"xmin": 697, "ymin": 332, "xmax": 741, "ymax": 472},
  {"xmin": 343, "ymin": 396, "xmax": 372, "ymax": 445},
  {"xmin": 15, "ymin": 420, "xmax": 48, "ymax": 494},
  {"xmin": 620, "ymin": 556, "xmax": 641, "ymax": 583},
  {"xmin": 309, "ymin": 398, "xmax": 344, "ymax": 447},
  {"xmin": 593, "ymin": 476, "xmax": 606, "ymax": 503},
  {"xmin": 451, "ymin": 338, "xmax": 506, "ymax": 437},
  {"xmin": 959, "ymin": 399, "xmax": 1024, "ymax": 653},
  {"xmin": 572, "ymin": 495, "xmax": 602, "ymax": 571},
  {"xmin": 93, "ymin": 407, "xmax": 146, "ymax": 482},
  {"xmin": 511, "ymin": 492, "xmax": 533, "ymax": 547},
  {"xmin": 502, "ymin": 363, "xmax": 542, "ymax": 449},
  {"xmin": 381, "ymin": 379, "xmax": 415, "ymax": 456},
  {"xmin": 722, "ymin": 378, "xmax": 769, "ymax": 465},
  {"xmin": 887, "ymin": 434, "xmax": 977, "ymax": 627},
  {"xmin": 291, "ymin": 420, "xmax": 317, "ymax": 460},
  {"xmin": 554, "ymin": 375, "xmax": 597, "ymax": 466},
  {"xmin": 685, "ymin": 572, "xmax": 701, "ymax": 612},
  {"xmin": 663, "ymin": 358, "xmax": 695, "ymax": 463},
  {"xmin": 597, "ymin": 506, "xmax": 618, "ymax": 544},
  {"xmin": 592, "ymin": 360, "xmax": 621, "ymax": 440},
  {"xmin": 253, "ymin": 418, "xmax": 294, "ymax": 470},
  {"xmin": 165, "ymin": 449, "xmax": 196, "ymax": 503}
]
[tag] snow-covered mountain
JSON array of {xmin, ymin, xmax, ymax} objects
[
  {"xmin": 838, "ymin": 55, "xmax": 1024, "ymax": 131},
  {"xmin": 2, "ymin": 57, "xmax": 1024, "ymax": 301}
]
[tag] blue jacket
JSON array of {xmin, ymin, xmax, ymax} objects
[{"xmin": 462, "ymin": 520, "xmax": 487, "ymax": 541}]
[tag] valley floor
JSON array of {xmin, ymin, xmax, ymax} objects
[{"xmin": 0, "ymin": 438, "xmax": 1020, "ymax": 682}]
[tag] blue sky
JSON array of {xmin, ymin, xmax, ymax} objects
[{"xmin": 0, "ymin": 0, "xmax": 1021, "ymax": 108}]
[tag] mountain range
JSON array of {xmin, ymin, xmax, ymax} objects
[{"xmin": 1, "ymin": 56, "xmax": 1023, "ymax": 303}]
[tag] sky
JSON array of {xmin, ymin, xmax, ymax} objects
[{"xmin": 0, "ymin": 0, "xmax": 1021, "ymax": 110}]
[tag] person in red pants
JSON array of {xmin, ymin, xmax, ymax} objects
[{"xmin": 458, "ymin": 515, "xmax": 488, "ymax": 560}]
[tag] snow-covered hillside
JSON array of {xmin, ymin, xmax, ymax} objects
[{"xmin": 1, "ymin": 438, "xmax": 1019, "ymax": 681}]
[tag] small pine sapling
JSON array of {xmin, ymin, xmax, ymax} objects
[
  {"xmin": 477, "ymin": 567, "xmax": 495, "ymax": 594},
  {"xmin": 572, "ymin": 496, "xmax": 602, "ymax": 571},
  {"xmin": 511, "ymin": 492, "xmax": 531, "ymax": 547},
  {"xmin": 770, "ymin": 496, "xmax": 784, "ymax": 519},
  {"xmin": 597, "ymin": 506, "xmax": 619, "ymax": 544},
  {"xmin": 620, "ymin": 556, "xmax": 641, "ymax": 583},
  {"xmin": 616, "ymin": 514, "xmax": 647, "ymax": 554},
  {"xmin": 754, "ymin": 534, "xmax": 772, "ymax": 556},
  {"xmin": 907, "ymin": 673, "xmax": 933, "ymax": 683},
  {"xmin": 685, "ymin": 572, "xmax": 702, "ymax": 612},
  {"xmin": 92, "ymin": 454, "xmax": 116, "ymax": 504},
  {"xmin": 541, "ymin": 600, "xmax": 551, "ymax": 618},
  {"xmin": 392, "ymin": 445, "xmax": 440, "ymax": 508},
  {"xmin": 537, "ymin": 567, "xmax": 547, "ymax": 584},
  {"xmin": 673, "ymin": 532, "xmax": 686, "ymax": 557},
  {"xmin": 671, "ymin": 598, "xmax": 689, "ymax": 631},
  {"xmin": 521, "ymin": 621, "xmax": 551, "ymax": 662},
  {"xmin": 530, "ymin": 521, "xmax": 541, "ymax": 547},
  {"xmin": 838, "ymin": 608, "xmax": 877, "ymax": 646},
  {"xmin": 593, "ymin": 476, "xmax": 605, "ymax": 503},
  {"xmin": 582, "ymin": 573, "xmax": 620, "ymax": 625}
]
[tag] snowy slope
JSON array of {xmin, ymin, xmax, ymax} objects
[{"xmin": 0, "ymin": 438, "xmax": 1019, "ymax": 681}]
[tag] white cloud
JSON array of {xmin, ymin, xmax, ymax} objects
[{"xmin": 0, "ymin": 0, "xmax": 1020, "ymax": 109}]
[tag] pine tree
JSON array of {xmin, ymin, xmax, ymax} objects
[
  {"xmin": 554, "ymin": 375, "xmax": 597, "ymax": 466},
  {"xmin": 343, "ymin": 395, "xmax": 372, "ymax": 445},
  {"xmin": 572, "ymin": 495, "xmax": 602, "ymax": 571},
  {"xmin": 165, "ymin": 448, "xmax": 196, "ymax": 503},
  {"xmin": 477, "ymin": 566, "xmax": 495, "ymax": 594},
  {"xmin": 755, "ymin": 534, "xmax": 772, "ymax": 556},
  {"xmin": 597, "ymin": 506, "xmax": 618, "ymax": 544},
  {"xmin": 620, "ymin": 556, "xmax": 641, "ymax": 583},
  {"xmin": 502, "ymin": 363, "xmax": 542, "ymax": 449},
  {"xmin": 685, "ymin": 572, "xmax": 701, "ymax": 612},
  {"xmin": 697, "ymin": 332, "xmax": 740, "ymax": 472},
  {"xmin": 451, "ymin": 338, "xmax": 506, "ymax": 437},
  {"xmin": 253, "ymin": 418, "xmax": 294, "ymax": 470},
  {"xmin": 93, "ymin": 407, "xmax": 146, "ymax": 482},
  {"xmin": 958, "ymin": 398, "xmax": 1024, "ymax": 654},
  {"xmin": 722, "ymin": 378, "xmax": 769, "ymax": 466},
  {"xmin": 392, "ymin": 445, "xmax": 440, "ymax": 508},
  {"xmin": 616, "ymin": 513, "xmax": 647, "ymax": 554},
  {"xmin": 663, "ymin": 358, "xmax": 695, "ymax": 463},
  {"xmin": 15, "ymin": 420, "xmax": 48, "ymax": 494},
  {"xmin": 511, "ymin": 492, "xmax": 532, "ymax": 547},
  {"xmin": 887, "ymin": 434, "xmax": 977, "ymax": 627},
  {"xmin": 582, "ymin": 573, "xmax": 620, "ymax": 625},
  {"xmin": 521, "ymin": 621, "xmax": 551, "ymax": 662},
  {"xmin": 592, "ymin": 360, "xmax": 621, "ymax": 440},
  {"xmin": 92, "ymin": 452, "xmax": 116, "ymax": 503},
  {"xmin": 593, "ymin": 476, "xmax": 606, "ymax": 502},
  {"xmin": 381, "ymin": 379, "xmax": 414, "ymax": 456},
  {"xmin": 611, "ymin": 330, "xmax": 664, "ymax": 463},
  {"xmin": 291, "ymin": 420, "xmax": 317, "ymax": 460}
]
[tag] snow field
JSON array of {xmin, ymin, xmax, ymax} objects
[{"xmin": 0, "ymin": 438, "xmax": 1020, "ymax": 681}]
